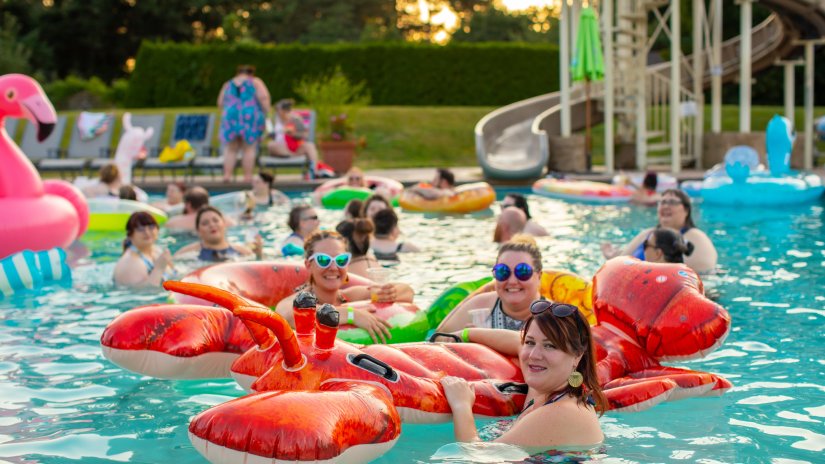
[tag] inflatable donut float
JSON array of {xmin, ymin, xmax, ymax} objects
[
  {"xmin": 314, "ymin": 175, "xmax": 404, "ymax": 209},
  {"xmin": 399, "ymin": 182, "xmax": 495, "ymax": 213},
  {"xmin": 87, "ymin": 198, "xmax": 168, "ymax": 232},
  {"xmin": 532, "ymin": 178, "xmax": 633, "ymax": 203}
]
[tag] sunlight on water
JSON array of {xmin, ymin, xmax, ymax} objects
[{"xmin": 0, "ymin": 190, "xmax": 823, "ymax": 463}]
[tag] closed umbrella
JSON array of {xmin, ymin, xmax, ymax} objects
[{"xmin": 571, "ymin": 6, "xmax": 605, "ymax": 157}]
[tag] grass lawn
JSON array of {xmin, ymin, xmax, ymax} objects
[{"xmin": 10, "ymin": 104, "xmax": 823, "ymax": 175}]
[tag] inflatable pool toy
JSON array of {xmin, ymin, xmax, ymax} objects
[
  {"xmin": 399, "ymin": 182, "xmax": 496, "ymax": 213},
  {"xmin": 164, "ymin": 280, "xmax": 526, "ymax": 464},
  {"xmin": 532, "ymin": 178, "xmax": 633, "ymax": 203},
  {"xmin": 313, "ymin": 175, "xmax": 404, "ymax": 209},
  {"xmin": 87, "ymin": 198, "xmax": 168, "ymax": 232},
  {"xmin": 612, "ymin": 172, "xmax": 678, "ymax": 192},
  {"xmin": 0, "ymin": 247, "xmax": 70, "ymax": 299},
  {"xmin": 100, "ymin": 261, "xmax": 430, "ymax": 379},
  {"xmin": 694, "ymin": 116, "xmax": 824, "ymax": 206},
  {"xmin": 114, "ymin": 112, "xmax": 153, "ymax": 185},
  {"xmin": 158, "ymin": 139, "xmax": 195, "ymax": 163},
  {"xmin": 0, "ymin": 74, "xmax": 89, "ymax": 259},
  {"xmin": 166, "ymin": 191, "xmax": 250, "ymax": 217},
  {"xmin": 428, "ymin": 269, "xmax": 597, "ymax": 328}
]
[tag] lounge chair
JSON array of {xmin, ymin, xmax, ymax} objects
[
  {"xmin": 142, "ymin": 113, "xmax": 215, "ymax": 181},
  {"xmin": 41, "ymin": 113, "xmax": 115, "ymax": 178},
  {"xmin": 258, "ymin": 109, "xmax": 316, "ymax": 178},
  {"xmin": 20, "ymin": 115, "xmax": 68, "ymax": 171},
  {"xmin": 90, "ymin": 114, "xmax": 165, "ymax": 171},
  {"xmin": 3, "ymin": 118, "xmax": 19, "ymax": 142}
]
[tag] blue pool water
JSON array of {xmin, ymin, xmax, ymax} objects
[{"xmin": 1, "ymin": 190, "xmax": 823, "ymax": 463}]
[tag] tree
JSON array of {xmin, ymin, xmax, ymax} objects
[
  {"xmin": 451, "ymin": 6, "xmax": 553, "ymax": 43},
  {"xmin": 0, "ymin": 13, "xmax": 32, "ymax": 75}
]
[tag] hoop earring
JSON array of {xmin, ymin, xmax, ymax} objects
[{"xmin": 567, "ymin": 371, "xmax": 583, "ymax": 388}]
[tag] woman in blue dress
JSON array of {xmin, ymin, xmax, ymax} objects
[{"xmin": 217, "ymin": 65, "xmax": 271, "ymax": 183}]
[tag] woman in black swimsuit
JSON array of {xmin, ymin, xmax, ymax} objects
[{"xmin": 175, "ymin": 206, "xmax": 261, "ymax": 262}]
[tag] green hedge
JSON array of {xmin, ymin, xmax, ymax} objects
[{"xmin": 125, "ymin": 41, "xmax": 559, "ymax": 107}]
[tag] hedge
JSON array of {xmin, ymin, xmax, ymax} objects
[{"xmin": 125, "ymin": 41, "xmax": 560, "ymax": 108}]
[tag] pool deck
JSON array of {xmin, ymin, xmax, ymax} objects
[{"xmin": 133, "ymin": 166, "xmax": 825, "ymax": 193}]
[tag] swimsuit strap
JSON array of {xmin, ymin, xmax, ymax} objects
[
  {"xmin": 518, "ymin": 390, "xmax": 571, "ymax": 418},
  {"xmin": 130, "ymin": 245, "xmax": 155, "ymax": 274}
]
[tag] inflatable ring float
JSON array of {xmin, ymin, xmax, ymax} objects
[
  {"xmin": 314, "ymin": 175, "xmax": 404, "ymax": 209},
  {"xmin": 0, "ymin": 247, "xmax": 70, "ymax": 299},
  {"xmin": 532, "ymin": 178, "xmax": 633, "ymax": 203},
  {"xmin": 399, "ymin": 182, "xmax": 495, "ymax": 213},
  {"xmin": 87, "ymin": 198, "xmax": 168, "ymax": 232},
  {"xmin": 166, "ymin": 191, "xmax": 251, "ymax": 217}
]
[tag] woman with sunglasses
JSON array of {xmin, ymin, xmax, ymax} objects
[
  {"xmin": 601, "ymin": 188, "xmax": 717, "ymax": 273},
  {"xmin": 440, "ymin": 300, "xmax": 606, "ymax": 450},
  {"xmin": 275, "ymin": 230, "xmax": 414, "ymax": 344},
  {"xmin": 280, "ymin": 205, "xmax": 320, "ymax": 256},
  {"xmin": 114, "ymin": 212, "xmax": 174, "ymax": 287},
  {"xmin": 175, "ymin": 206, "xmax": 262, "ymax": 262},
  {"xmin": 436, "ymin": 235, "xmax": 543, "ymax": 333}
]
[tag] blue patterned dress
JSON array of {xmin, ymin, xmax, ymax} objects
[{"xmin": 219, "ymin": 79, "xmax": 265, "ymax": 145}]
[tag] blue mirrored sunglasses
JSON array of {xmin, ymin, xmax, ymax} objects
[
  {"xmin": 309, "ymin": 252, "xmax": 352, "ymax": 269},
  {"xmin": 492, "ymin": 262, "xmax": 534, "ymax": 282}
]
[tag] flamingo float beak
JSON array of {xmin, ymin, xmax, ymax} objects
[{"xmin": 21, "ymin": 94, "xmax": 56, "ymax": 142}]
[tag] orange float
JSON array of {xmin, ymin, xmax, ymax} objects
[{"xmin": 398, "ymin": 181, "xmax": 495, "ymax": 213}]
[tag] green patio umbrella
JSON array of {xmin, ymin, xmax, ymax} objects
[{"xmin": 571, "ymin": 6, "xmax": 605, "ymax": 156}]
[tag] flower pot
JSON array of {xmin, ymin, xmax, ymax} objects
[{"xmin": 319, "ymin": 140, "xmax": 357, "ymax": 175}]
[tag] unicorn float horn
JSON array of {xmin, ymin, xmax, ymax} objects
[{"xmin": 314, "ymin": 304, "xmax": 339, "ymax": 351}]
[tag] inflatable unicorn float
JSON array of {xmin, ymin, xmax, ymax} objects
[
  {"xmin": 101, "ymin": 257, "xmax": 731, "ymax": 464},
  {"xmin": 0, "ymin": 74, "xmax": 88, "ymax": 260}
]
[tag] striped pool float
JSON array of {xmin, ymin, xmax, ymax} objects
[{"xmin": 0, "ymin": 248, "xmax": 70, "ymax": 299}]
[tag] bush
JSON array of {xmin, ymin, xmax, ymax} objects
[
  {"xmin": 43, "ymin": 75, "xmax": 127, "ymax": 110},
  {"xmin": 125, "ymin": 41, "xmax": 560, "ymax": 107},
  {"xmin": 294, "ymin": 67, "xmax": 370, "ymax": 140}
]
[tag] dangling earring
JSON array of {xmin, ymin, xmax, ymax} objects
[
  {"xmin": 567, "ymin": 371, "xmax": 584, "ymax": 388},
  {"xmin": 344, "ymin": 274, "xmax": 349, "ymax": 284}
]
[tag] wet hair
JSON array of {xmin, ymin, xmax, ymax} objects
[
  {"xmin": 336, "ymin": 218, "xmax": 374, "ymax": 257},
  {"xmin": 659, "ymin": 188, "xmax": 696, "ymax": 230},
  {"xmin": 372, "ymin": 208, "xmax": 398, "ymax": 236},
  {"xmin": 288, "ymin": 204, "xmax": 313, "ymax": 232},
  {"xmin": 521, "ymin": 306, "xmax": 607, "ymax": 414},
  {"xmin": 504, "ymin": 193, "xmax": 531, "ymax": 219},
  {"xmin": 651, "ymin": 227, "xmax": 695, "ymax": 263},
  {"xmin": 237, "ymin": 64, "xmax": 255, "ymax": 76},
  {"xmin": 99, "ymin": 164, "xmax": 119, "ymax": 184},
  {"xmin": 118, "ymin": 185, "xmax": 137, "ymax": 201},
  {"xmin": 642, "ymin": 171, "xmax": 658, "ymax": 190},
  {"xmin": 184, "ymin": 187, "xmax": 210, "ymax": 212},
  {"xmin": 436, "ymin": 168, "xmax": 455, "ymax": 187},
  {"xmin": 276, "ymin": 98, "xmax": 295, "ymax": 111},
  {"xmin": 361, "ymin": 193, "xmax": 393, "ymax": 218},
  {"xmin": 497, "ymin": 234, "xmax": 543, "ymax": 274},
  {"xmin": 122, "ymin": 211, "xmax": 158, "ymax": 252},
  {"xmin": 195, "ymin": 206, "xmax": 224, "ymax": 229},
  {"xmin": 344, "ymin": 199, "xmax": 364, "ymax": 220},
  {"xmin": 258, "ymin": 171, "xmax": 274, "ymax": 188}
]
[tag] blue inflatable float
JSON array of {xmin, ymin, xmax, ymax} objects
[{"xmin": 695, "ymin": 115, "xmax": 824, "ymax": 206}]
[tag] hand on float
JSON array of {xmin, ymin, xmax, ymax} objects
[
  {"xmin": 440, "ymin": 376, "xmax": 476, "ymax": 412},
  {"xmin": 370, "ymin": 283, "xmax": 397, "ymax": 303},
  {"xmin": 353, "ymin": 308, "xmax": 393, "ymax": 344}
]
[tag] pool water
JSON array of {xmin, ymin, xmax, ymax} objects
[{"xmin": 1, "ymin": 191, "xmax": 823, "ymax": 463}]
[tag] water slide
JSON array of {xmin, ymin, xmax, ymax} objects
[{"xmin": 475, "ymin": 0, "xmax": 825, "ymax": 179}]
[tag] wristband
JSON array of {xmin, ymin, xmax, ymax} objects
[
  {"xmin": 461, "ymin": 328, "xmax": 470, "ymax": 343},
  {"xmin": 347, "ymin": 306, "xmax": 355, "ymax": 325}
]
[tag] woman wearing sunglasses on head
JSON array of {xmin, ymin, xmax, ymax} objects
[
  {"xmin": 440, "ymin": 300, "xmax": 605, "ymax": 452},
  {"xmin": 114, "ymin": 212, "xmax": 174, "ymax": 287},
  {"xmin": 436, "ymin": 235, "xmax": 543, "ymax": 333},
  {"xmin": 275, "ymin": 230, "xmax": 414, "ymax": 344},
  {"xmin": 601, "ymin": 189, "xmax": 717, "ymax": 273},
  {"xmin": 175, "ymin": 206, "xmax": 262, "ymax": 262}
]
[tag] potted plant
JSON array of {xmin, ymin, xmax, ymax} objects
[{"xmin": 294, "ymin": 67, "xmax": 370, "ymax": 174}]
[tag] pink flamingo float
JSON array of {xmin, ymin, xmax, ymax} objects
[{"xmin": 0, "ymin": 74, "xmax": 88, "ymax": 259}]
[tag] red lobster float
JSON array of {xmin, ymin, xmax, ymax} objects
[{"xmin": 101, "ymin": 257, "xmax": 732, "ymax": 462}]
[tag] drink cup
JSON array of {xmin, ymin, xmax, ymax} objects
[{"xmin": 367, "ymin": 267, "xmax": 393, "ymax": 302}]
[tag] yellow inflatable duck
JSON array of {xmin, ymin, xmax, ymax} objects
[{"xmin": 159, "ymin": 140, "xmax": 196, "ymax": 163}]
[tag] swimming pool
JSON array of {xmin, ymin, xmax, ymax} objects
[{"xmin": 0, "ymin": 190, "xmax": 823, "ymax": 463}]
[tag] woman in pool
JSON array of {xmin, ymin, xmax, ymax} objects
[
  {"xmin": 345, "ymin": 167, "xmax": 368, "ymax": 189},
  {"xmin": 335, "ymin": 217, "xmax": 380, "ymax": 276},
  {"xmin": 440, "ymin": 300, "xmax": 605, "ymax": 449},
  {"xmin": 113, "ymin": 212, "xmax": 174, "ymax": 287},
  {"xmin": 437, "ymin": 235, "xmax": 543, "ymax": 333},
  {"xmin": 644, "ymin": 227, "xmax": 695, "ymax": 264},
  {"xmin": 601, "ymin": 188, "xmax": 717, "ymax": 273},
  {"xmin": 371, "ymin": 208, "xmax": 419, "ymax": 261},
  {"xmin": 250, "ymin": 171, "xmax": 288, "ymax": 206},
  {"xmin": 275, "ymin": 230, "xmax": 414, "ymax": 343},
  {"xmin": 501, "ymin": 193, "xmax": 548, "ymax": 236},
  {"xmin": 152, "ymin": 181, "xmax": 187, "ymax": 212},
  {"xmin": 361, "ymin": 193, "xmax": 393, "ymax": 220},
  {"xmin": 280, "ymin": 205, "xmax": 320, "ymax": 256},
  {"xmin": 175, "ymin": 206, "xmax": 262, "ymax": 262},
  {"xmin": 628, "ymin": 171, "xmax": 661, "ymax": 206}
]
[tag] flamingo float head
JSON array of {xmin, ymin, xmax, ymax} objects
[{"xmin": 0, "ymin": 74, "xmax": 57, "ymax": 141}]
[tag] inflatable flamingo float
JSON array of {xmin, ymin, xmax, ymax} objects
[{"xmin": 0, "ymin": 74, "xmax": 88, "ymax": 259}]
